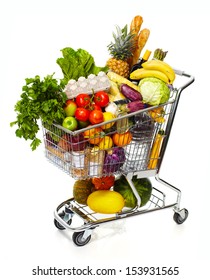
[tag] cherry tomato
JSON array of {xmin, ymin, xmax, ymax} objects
[
  {"xmin": 94, "ymin": 91, "xmax": 109, "ymax": 107},
  {"xmin": 89, "ymin": 109, "xmax": 104, "ymax": 124},
  {"xmin": 75, "ymin": 107, "xmax": 90, "ymax": 122},
  {"xmin": 76, "ymin": 93, "xmax": 91, "ymax": 108}
]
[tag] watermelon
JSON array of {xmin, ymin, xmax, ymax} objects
[{"xmin": 113, "ymin": 175, "xmax": 152, "ymax": 207}]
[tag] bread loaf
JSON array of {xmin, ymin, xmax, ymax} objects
[
  {"xmin": 132, "ymin": 28, "xmax": 150, "ymax": 66},
  {"xmin": 128, "ymin": 15, "xmax": 143, "ymax": 68},
  {"xmin": 130, "ymin": 15, "xmax": 143, "ymax": 41}
]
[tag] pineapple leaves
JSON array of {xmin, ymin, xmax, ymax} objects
[{"xmin": 107, "ymin": 25, "xmax": 135, "ymax": 60}]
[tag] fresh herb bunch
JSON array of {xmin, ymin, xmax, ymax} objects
[{"xmin": 10, "ymin": 74, "xmax": 67, "ymax": 150}]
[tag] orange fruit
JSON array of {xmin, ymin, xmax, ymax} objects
[
  {"xmin": 112, "ymin": 131, "xmax": 132, "ymax": 147},
  {"xmin": 83, "ymin": 126, "xmax": 104, "ymax": 145}
]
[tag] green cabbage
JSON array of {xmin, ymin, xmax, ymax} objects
[{"xmin": 139, "ymin": 77, "xmax": 170, "ymax": 106}]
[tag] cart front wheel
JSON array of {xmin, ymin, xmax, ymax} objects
[
  {"xmin": 54, "ymin": 212, "xmax": 72, "ymax": 230},
  {"xmin": 173, "ymin": 208, "xmax": 188, "ymax": 224},
  {"xmin": 72, "ymin": 231, "xmax": 91, "ymax": 246}
]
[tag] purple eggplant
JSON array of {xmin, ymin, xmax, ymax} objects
[
  {"xmin": 120, "ymin": 84, "xmax": 143, "ymax": 101},
  {"xmin": 119, "ymin": 100, "xmax": 145, "ymax": 113}
]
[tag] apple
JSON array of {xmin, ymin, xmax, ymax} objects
[
  {"xmin": 64, "ymin": 100, "xmax": 77, "ymax": 116},
  {"xmin": 62, "ymin": 116, "xmax": 78, "ymax": 131},
  {"xmin": 70, "ymin": 134, "xmax": 87, "ymax": 151},
  {"xmin": 58, "ymin": 133, "xmax": 87, "ymax": 152}
]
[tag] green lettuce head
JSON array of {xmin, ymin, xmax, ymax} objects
[{"xmin": 139, "ymin": 77, "xmax": 170, "ymax": 106}]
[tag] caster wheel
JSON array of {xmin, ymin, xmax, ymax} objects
[
  {"xmin": 54, "ymin": 211, "xmax": 72, "ymax": 230},
  {"xmin": 173, "ymin": 208, "xmax": 189, "ymax": 224},
  {"xmin": 72, "ymin": 231, "xmax": 91, "ymax": 246}
]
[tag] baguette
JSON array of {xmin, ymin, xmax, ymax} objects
[
  {"xmin": 130, "ymin": 15, "xmax": 143, "ymax": 37},
  {"xmin": 128, "ymin": 15, "xmax": 143, "ymax": 68},
  {"xmin": 132, "ymin": 28, "xmax": 150, "ymax": 66}
]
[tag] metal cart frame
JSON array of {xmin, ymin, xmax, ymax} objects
[{"xmin": 42, "ymin": 70, "xmax": 194, "ymax": 246}]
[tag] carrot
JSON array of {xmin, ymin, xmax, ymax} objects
[{"xmin": 148, "ymin": 130, "xmax": 165, "ymax": 169}]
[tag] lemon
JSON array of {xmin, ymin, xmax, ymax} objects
[
  {"xmin": 87, "ymin": 190, "xmax": 125, "ymax": 214},
  {"xmin": 101, "ymin": 112, "xmax": 116, "ymax": 130},
  {"xmin": 98, "ymin": 136, "xmax": 113, "ymax": 150}
]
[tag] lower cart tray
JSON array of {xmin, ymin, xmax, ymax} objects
[{"xmin": 53, "ymin": 180, "xmax": 188, "ymax": 246}]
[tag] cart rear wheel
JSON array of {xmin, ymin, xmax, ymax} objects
[
  {"xmin": 72, "ymin": 231, "xmax": 91, "ymax": 246},
  {"xmin": 54, "ymin": 211, "xmax": 72, "ymax": 230},
  {"xmin": 173, "ymin": 208, "xmax": 188, "ymax": 224}
]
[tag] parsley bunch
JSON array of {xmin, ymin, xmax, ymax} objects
[{"xmin": 10, "ymin": 74, "xmax": 67, "ymax": 150}]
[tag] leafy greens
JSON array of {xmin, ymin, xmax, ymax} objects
[
  {"xmin": 56, "ymin": 47, "xmax": 108, "ymax": 84},
  {"xmin": 10, "ymin": 74, "xmax": 67, "ymax": 150}
]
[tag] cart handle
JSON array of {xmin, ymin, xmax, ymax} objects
[
  {"xmin": 174, "ymin": 69, "xmax": 195, "ymax": 92},
  {"xmin": 156, "ymin": 70, "xmax": 195, "ymax": 173}
]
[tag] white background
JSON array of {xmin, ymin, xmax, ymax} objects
[{"xmin": 1, "ymin": 0, "xmax": 209, "ymax": 279}]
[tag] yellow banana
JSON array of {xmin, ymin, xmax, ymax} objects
[
  {"xmin": 141, "ymin": 60, "xmax": 175, "ymax": 84},
  {"xmin": 130, "ymin": 68, "xmax": 170, "ymax": 84}
]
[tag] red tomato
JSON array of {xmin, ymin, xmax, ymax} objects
[
  {"xmin": 76, "ymin": 94, "xmax": 91, "ymax": 108},
  {"xmin": 89, "ymin": 103, "xmax": 102, "ymax": 111},
  {"xmin": 94, "ymin": 91, "xmax": 109, "ymax": 107},
  {"xmin": 75, "ymin": 107, "xmax": 90, "ymax": 122},
  {"xmin": 89, "ymin": 110, "xmax": 104, "ymax": 124}
]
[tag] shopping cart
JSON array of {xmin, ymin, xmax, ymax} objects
[{"xmin": 42, "ymin": 70, "xmax": 194, "ymax": 246}]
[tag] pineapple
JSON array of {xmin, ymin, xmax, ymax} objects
[{"xmin": 107, "ymin": 25, "xmax": 135, "ymax": 78}]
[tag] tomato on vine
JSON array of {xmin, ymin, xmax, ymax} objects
[
  {"xmin": 89, "ymin": 103, "xmax": 102, "ymax": 111},
  {"xmin": 75, "ymin": 107, "xmax": 90, "ymax": 122},
  {"xmin": 94, "ymin": 91, "xmax": 109, "ymax": 107},
  {"xmin": 76, "ymin": 93, "xmax": 91, "ymax": 108},
  {"xmin": 89, "ymin": 109, "xmax": 104, "ymax": 124}
]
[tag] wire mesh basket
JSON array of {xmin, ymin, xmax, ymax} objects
[{"xmin": 42, "ymin": 92, "xmax": 176, "ymax": 180}]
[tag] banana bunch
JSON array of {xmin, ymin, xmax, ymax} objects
[{"xmin": 130, "ymin": 60, "xmax": 176, "ymax": 84}]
